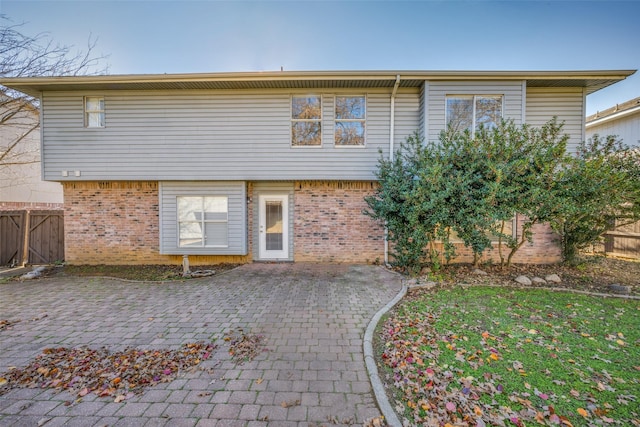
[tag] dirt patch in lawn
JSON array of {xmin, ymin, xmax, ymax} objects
[
  {"xmin": 423, "ymin": 255, "xmax": 639, "ymax": 295},
  {"xmin": 43, "ymin": 263, "xmax": 240, "ymax": 282}
]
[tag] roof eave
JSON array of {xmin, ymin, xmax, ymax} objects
[{"xmin": 1, "ymin": 69, "xmax": 635, "ymax": 97}]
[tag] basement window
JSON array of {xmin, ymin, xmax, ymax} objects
[{"xmin": 177, "ymin": 196, "xmax": 228, "ymax": 248}]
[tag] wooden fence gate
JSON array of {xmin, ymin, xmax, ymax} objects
[
  {"xmin": 0, "ymin": 210, "xmax": 64, "ymax": 265},
  {"xmin": 603, "ymin": 219, "xmax": 640, "ymax": 258},
  {"xmin": 0, "ymin": 211, "xmax": 26, "ymax": 265}
]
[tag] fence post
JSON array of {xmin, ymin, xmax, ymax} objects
[{"xmin": 21, "ymin": 210, "xmax": 30, "ymax": 266}]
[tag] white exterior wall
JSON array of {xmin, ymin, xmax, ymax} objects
[
  {"xmin": 526, "ymin": 87, "xmax": 585, "ymax": 154},
  {"xmin": 41, "ymin": 88, "xmax": 420, "ymax": 182},
  {"xmin": 586, "ymin": 111, "xmax": 640, "ymax": 148},
  {"xmin": 0, "ymin": 108, "xmax": 63, "ymax": 205}
]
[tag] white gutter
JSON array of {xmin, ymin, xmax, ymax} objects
[
  {"xmin": 389, "ymin": 75, "xmax": 401, "ymax": 161},
  {"xmin": 385, "ymin": 75, "xmax": 401, "ymax": 266}
]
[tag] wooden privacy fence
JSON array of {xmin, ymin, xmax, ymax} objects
[
  {"xmin": 0, "ymin": 210, "xmax": 64, "ymax": 265},
  {"xmin": 603, "ymin": 219, "xmax": 640, "ymax": 258}
]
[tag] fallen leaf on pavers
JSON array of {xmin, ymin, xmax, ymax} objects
[
  {"xmin": 0, "ymin": 319, "xmax": 20, "ymax": 331},
  {"xmin": 198, "ymin": 392, "xmax": 212, "ymax": 397},
  {"xmin": 281, "ymin": 399, "xmax": 300, "ymax": 408},
  {"xmin": 363, "ymin": 416, "xmax": 386, "ymax": 427},
  {"xmin": 223, "ymin": 328, "xmax": 267, "ymax": 364},
  {"xmin": 255, "ymin": 378, "xmax": 263, "ymax": 384},
  {"xmin": 0, "ymin": 342, "xmax": 217, "ymax": 398}
]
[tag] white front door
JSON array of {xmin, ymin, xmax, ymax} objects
[{"xmin": 258, "ymin": 194, "xmax": 289, "ymax": 260}]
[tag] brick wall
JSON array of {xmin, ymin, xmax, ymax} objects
[
  {"xmin": 63, "ymin": 181, "xmax": 164, "ymax": 264},
  {"xmin": 432, "ymin": 216, "xmax": 562, "ymax": 265},
  {"xmin": 63, "ymin": 181, "xmax": 250, "ymax": 265},
  {"xmin": 293, "ymin": 181, "xmax": 385, "ymax": 263},
  {"xmin": 63, "ymin": 180, "xmax": 560, "ymax": 266}
]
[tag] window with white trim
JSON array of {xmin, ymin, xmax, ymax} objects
[
  {"xmin": 446, "ymin": 95, "xmax": 502, "ymax": 133},
  {"xmin": 335, "ymin": 96, "xmax": 365, "ymax": 146},
  {"xmin": 84, "ymin": 96, "xmax": 105, "ymax": 128},
  {"xmin": 291, "ymin": 96, "xmax": 321, "ymax": 146},
  {"xmin": 177, "ymin": 196, "xmax": 228, "ymax": 247}
]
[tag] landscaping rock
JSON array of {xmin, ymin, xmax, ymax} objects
[
  {"xmin": 608, "ymin": 284, "xmax": 631, "ymax": 295},
  {"xmin": 532, "ymin": 277, "xmax": 547, "ymax": 285},
  {"xmin": 514, "ymin": 275, "xmax": 532, "ymax": 286},
  {"xmin": 472, "ymin": 268, "xmax": 488, "ymax": 276},
  {"xmin": 405, "ymin": 278, "xmax": 418, "ymax": 287},
  {"xmin": 545, "ymin": 274, "xmax": 562, "ymax": 284},
  {"xmin": 188, "ymin": 269, "xmax": 215, "ymax": 278},
  {"xmin": 20, "ymin": 266, "xmax": 47, "ymax": 280}
]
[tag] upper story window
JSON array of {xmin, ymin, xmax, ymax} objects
[
  {"xmin": 84, "ymin": 96, "xmax": 105, "ymax": 128},
  {"xmin": 177, "ymin": 196, "xmax": 228, "ymax": 248},
  {"xmin": 291, "ymin": 96, "xmax": 321, "ymax": 146},
  {"xmin": 446, "ymin": 95, "xmax": 502, "ymax": 133},
  {"xmin": 335, "ymin": 96, "xmax": 365, "ymax": 146}
]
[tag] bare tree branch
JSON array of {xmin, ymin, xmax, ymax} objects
[{"xmin": 0, "ymin": 14, "xmax": 109, "ymax": 173}]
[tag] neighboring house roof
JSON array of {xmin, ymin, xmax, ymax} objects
[
  {"xmin": 1, "ymin": 69, "xmax": 635, "ymax": 97},
  {"xmin": 586, "ymin": 96, "xmax": 640, "ymax": 128}
]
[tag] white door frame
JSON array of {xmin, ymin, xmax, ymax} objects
[{"xmin": 258, "ymin": 194, "xmax": 289, "ymax": 260}]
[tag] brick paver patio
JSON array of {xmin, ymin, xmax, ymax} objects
[{"xmin": 0, "ymin": 263, "xmax": 402, "ymax": 426}]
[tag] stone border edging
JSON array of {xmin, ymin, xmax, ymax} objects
[{"xmin": 364, "ymin": 274, "xmax": 407, "ymax": 427}]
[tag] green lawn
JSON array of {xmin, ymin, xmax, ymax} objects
[{"xmin": 377, "ymin": 286, "xmax": 639, "ymax": 426}]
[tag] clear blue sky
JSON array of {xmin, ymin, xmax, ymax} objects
[{"xmin": 2, "ymin": 0, "xmax": 639, "ymax": 115}]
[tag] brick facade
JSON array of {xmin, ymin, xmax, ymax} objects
[
  {"xmin": 436, "ymin": 216, "xmax": 561, "ymax": 265},
  {"xmin": 63, "ymin": 181, "xmax": 164, "ymax": 264},
  {"xmin": 293, "ymin": 181, "xmax": 385, "ymax": 263},
  {"xmin": 63, "ymin": 181, "xmax": 250, "ymax": 265},
  {"xmin": 62, "ymin": 180, "xmax": 560, "ymax": 265}
]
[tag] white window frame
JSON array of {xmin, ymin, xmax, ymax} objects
[
  {"xmin": 177, "ymin": 196, "xmax": 229, "ymax": 248},
  {"xmin": 291, "ymin": 95, "xmax": 322, "ymax": 147},
  {"xmin": 84, "ymin": 96, "xmax": 105, "ymax": 128},
  {"xmin": 335, "ymin": 95, "xmax": 366, "ymax": 147},
  {"xmin": 445, "ymin": 95, "xmax": 503, "ymax": 134}
]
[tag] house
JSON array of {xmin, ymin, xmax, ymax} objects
[
  {"xmin": 0, "ymin": 93, "xmax": 63, "ymax": 210},
  {"xmin": 0, "ymin": 70, "xmax": 634, "ymax": 265},
  {"xmin": 586, "ymin": 96, "xmax": 640, "ymax": 147}
]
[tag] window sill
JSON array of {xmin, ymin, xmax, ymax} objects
[{"xmin": 334, "ymin": 144, "xmax": 367, "ymax": 148}]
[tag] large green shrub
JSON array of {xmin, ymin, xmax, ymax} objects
[
  {"xmin": 364, "ymin": 132, "xmax": 453, "ymax": 275},
  {"xmin": 551, "ymin": 134, "xmax": 640, "ymax": 263},
  {"xmin": 365, "ymin": 119, "xmax": 639, "ymax": 272},
  {"xmin": 365, "ymin": 118, "xmax": 572, "ymax": 272}
]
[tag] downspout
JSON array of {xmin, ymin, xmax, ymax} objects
[{"xmin": 384, "ymin": 75, "xmax": 401, "ymax": 266}]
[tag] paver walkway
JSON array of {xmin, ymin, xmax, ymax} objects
[{"xmin": 0, "ymin": 263, "xmax": 402, "ymax": 426}]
